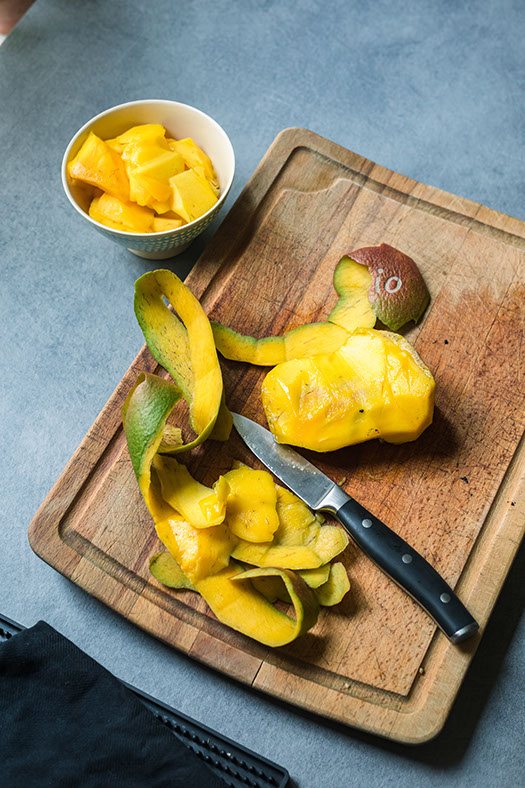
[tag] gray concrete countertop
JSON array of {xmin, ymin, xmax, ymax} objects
[{"xmin": 1, "ymin": 1, "xmax": 523, "ymax": 785}]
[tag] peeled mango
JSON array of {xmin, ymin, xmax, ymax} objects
[
  {"xmin": 262, "ymin": 327, "xmax": 435, "ymax": 452},
  {"xmin": 68, "ymin": 124, "xmax": 219, "ymax": 233}
]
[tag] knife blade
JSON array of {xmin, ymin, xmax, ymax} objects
[{"xmin": 232, "ymin": 412, "xmax": 479, "ymax": 645}]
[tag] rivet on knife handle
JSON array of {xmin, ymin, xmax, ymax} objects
[
  {"xmin": 231, "ymin": 412, "xmax": 479, "ymax": 645},
  {"xmin": 324, "ymin": 491, "xmax": 479, "ymax": 644}
]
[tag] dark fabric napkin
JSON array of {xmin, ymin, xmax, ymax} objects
[{"xmin": 0, "ymin": 621, "xmax": 224, "ymax": 787}]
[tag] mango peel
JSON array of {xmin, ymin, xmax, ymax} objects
[
  {"xmin": 211, "ymin": 244, "xmax": 430, "ymax": 366},
  {"xmin": 133, "ymin": 269, "xmax": 232, "ymax": 452},
  {"xmin": 330, "ymin": 245, "xmax": 430, "ymax": 332}
]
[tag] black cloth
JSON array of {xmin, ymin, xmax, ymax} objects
[{"xmin": 0, "ymin": 621, "xmax": 224, "ymax": 787}]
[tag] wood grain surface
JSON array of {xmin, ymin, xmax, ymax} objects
[{"xmin": 28, "ymin": 128, "xmax": 525, "ymax": 743}]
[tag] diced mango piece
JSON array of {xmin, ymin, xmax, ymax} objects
[
  {"xmin": 89, "ymin": 193, "xmax": 154, "ymax": 233},
  {"xmin": 105, "ymin": 137, "xmax": 124, "ymax": 155},
  {"xmin": 67, "ymin": 132, "xmax": 130, "ymax": 203},
  {"xmin": 129, "ymin": 172, "xmax": 172, "ymax": 207},
  {"xmin": 117, "ymin": 124, "xmax": 167, "ymax": 145},
  {"xmin": 136, "ymin": 150, "xmax": 185, "ymax": 181},
  {"xmin": 169, "ymin": 168, "xmax": 218, "ymax": 223},
  {"xmin": 152, "ymin": 216, "xmax": 183, "ymax": 232},
  {"xmin": 121, "ymin": 141, "xmax": 172, "ymax": 172},
  {"xmin": 167, "ymin": 137, "xmax": 216, "ymax": 180}
]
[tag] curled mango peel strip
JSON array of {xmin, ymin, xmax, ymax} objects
[
  {"xmin": 133, "ymin": 269, "xmax": 231, "ymax": 454},
  {"xmin": 122, "ymin": 373, "xmax": 320, "ymax": 647},
  {"xmin": 231, "ymin": 567, "xmax": 319, "ymax": 643}
]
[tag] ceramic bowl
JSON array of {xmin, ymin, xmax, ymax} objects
[{"xmin": 61, "ymin": 99, "xmax": 235, "ymax": 259}]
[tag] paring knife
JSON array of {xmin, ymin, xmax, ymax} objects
[{"xmin": 232, "ymin": 413, "xmax": 479, "ymax": 645}]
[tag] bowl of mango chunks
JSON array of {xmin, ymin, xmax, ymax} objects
[{"xmin": 61, "ymin": 100, "xmax": 235, "ymax": 259}]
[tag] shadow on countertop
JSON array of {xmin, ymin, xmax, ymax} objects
[{"xmin": 278, "ymin": 536, "xmax": 525, "ymax": 769}]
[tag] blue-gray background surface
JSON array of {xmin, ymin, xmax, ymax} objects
[{"xmin": 1, "ymin": 1, "xmax": 524, "ymax": 786}]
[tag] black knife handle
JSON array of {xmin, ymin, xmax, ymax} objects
[{"xmin": 335, "ymin": 499, "xmax": 479, "ymax": 644}]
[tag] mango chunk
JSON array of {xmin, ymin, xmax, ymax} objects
[
  {"xmin": 89, "ymin": 193, "xmax": 154, "ymax": 233},
  {"xmin": 152, "ymin": 216, "xmax": 183, "ymax": 232},
  {"xmin": 68, "ymin": 132, "xmax": 130, "ymax": 203},
  {"xmin": 169, "ymin": 168, "xmax": 218, "ymax": 222},
  {"xmin": 167, "ymin": 137, "xmax": 215, "ymax": 180},
  {"xmin": 117, "ymin": 124, "xmax": 168, "ymax": 146}
]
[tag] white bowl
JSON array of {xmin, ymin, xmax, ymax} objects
[{"xmin": 61, "ymin": 100, "xmax": 235, "ymax": 259}]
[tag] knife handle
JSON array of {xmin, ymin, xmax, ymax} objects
[{"xmin": 334, "ymin": 498, "xmax": 479, "ymax": 644}]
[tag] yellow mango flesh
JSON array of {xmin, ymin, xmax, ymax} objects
[
  {"xmin": 222, "ymin": 466, "xmax": 279, "ymax": 542},
  {"xmin": 68, "ymin": 132, "xmax": 130, "ymax": 203},
  {"xmin": 152, "ymin": 216, "xmax": 183, "ymax": 232},
  {"xmin": 153, "ymin": 455, "xmax": 226, "ymax": 527},
  {"xmin": 211, "ymin": 321, "xmax": 348, "ymax": 366},
  {"xmin": 314, "ymin": 562, "xmax": 351, "ymax": 606},
  {"xmin": 274, "ymin": 486, "xmax": 323, "ymax": 545},
  {"xmin": 262, "ymin": 328, "xmax": 435, "ymax": 452},
  {"xmin": 117, "ymin": 124, "xmax": 167, "ymax": 146},
  {"xmin": 328, "ymin": 256, "xmax": 375, "ymax": 331},
  {"xmin": 167, "ymin": 137, "xmax": 215, "ymax": 180},
  {"xmin": 70, "ymin": 125, "xmax": 218, "ymax": 233},
  {"xmin": 128, "ymin": 151, "xmax": 185, "ymax": 210},
  {"xmin": 155, "ymin": 516, "xmax": 235, "ymax": 583},
  {"xmin": 89, "ymin": 193, "xmax": 154, "ymax": 233},
  {"xmin": 169, "ymin": 168, "xmax": 218, "ymax": 222},
  {"xmin": 231, "ymin": 541, "xmax": 323, "ymax": 569},
  {"xmin": 231, "ymin": 484, "xmax": 348, "ymax": 569}
]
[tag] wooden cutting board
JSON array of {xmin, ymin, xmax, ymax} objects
[{"xmin": 29, "ymin": 128, "xmax": 525, "ymax": 743}]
